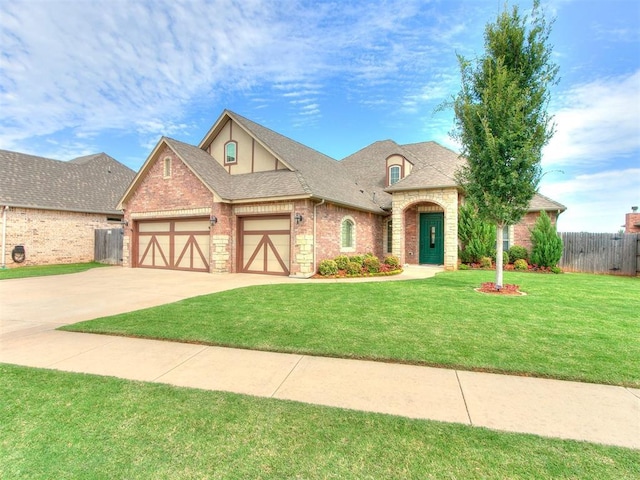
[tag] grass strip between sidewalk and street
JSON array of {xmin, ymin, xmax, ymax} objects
[
  {"xmin": 61, "ymin": 271, "xmax": 640, "ymax": 387},
  {"xmin": 1, "ymin": 364, "xmax": 638, "ymax": 479}
]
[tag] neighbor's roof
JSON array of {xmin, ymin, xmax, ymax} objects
[{"xmin": 0, "ymin": 149, "xmax": 135, "ymax": 214}]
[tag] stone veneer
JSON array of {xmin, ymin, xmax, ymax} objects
[
  {"xmin": 1, "ymin": 207, "xmax": 121, "ymax": 268},
  {"xmin": 391, "ymin": 188, "xmax": 459, "ymax": 270}
]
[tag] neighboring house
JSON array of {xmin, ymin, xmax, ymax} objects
[
  {"xmin": 118, "ymin": 109, "xmax": 566, "ymax": 276},
  {"xmin": 624, "ymin": 206, "xmax": 640, "ymax": 233},
  {"xmin": 0, "ymin": 150, "xmax": 136, "ymax": 268}
]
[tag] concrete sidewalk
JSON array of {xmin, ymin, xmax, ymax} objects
[{"xmin": 1, "ymin": 267, "xmax": 638, "ymax": 450}]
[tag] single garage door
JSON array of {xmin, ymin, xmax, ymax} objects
[
  {"xmin": 239, "ymin": 216, "xmax": 290, "ymax": 275},
  {"xmin": 136, "ymin": 218, "xmax": 210, "ymax": 272}
]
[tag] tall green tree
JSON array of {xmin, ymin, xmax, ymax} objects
[{"xmin": 451, "ymin": 1, "xmax": 559, "ymax": 288}]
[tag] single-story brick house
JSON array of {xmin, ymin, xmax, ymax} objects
[
  {"xmin": 118, "ymin": 109, "xmax": 565, "ymax": 276},
  {"xmin": 0, "ymin": 150, "xmax": 135, "ymax": 268}
]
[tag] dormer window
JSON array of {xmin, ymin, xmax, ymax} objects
[
  {"xmin": 225, "ymin": 141, "xmax": 237, "ymax": 164},
  {"xmin": 389, "ymin": 165, "xmax": 401, "ymax": 185}
]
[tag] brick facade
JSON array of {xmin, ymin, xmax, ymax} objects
[
  {"xmin": 513, "ymin": 211, "xmax": 560, "ymax": 251},
  {"xmin": 314, "ymin": 202, "xmax": 385, "ymax": 263},
  {"xmin": 1, "ymin": 207, "xmax": 120, "ymax": 268}
]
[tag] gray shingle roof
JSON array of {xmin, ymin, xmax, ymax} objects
[
  {"xmin": 225, "ymin": 111, "xmax": 385, "ymax": 212},
  {"xmin": 164, "ymin": 137, "xmax": 307, "ymax": 201},
  {"xmin": 341, "ymin": 139, "xmax": 565, "ymax": 213},
  {"xmin": 0, "ymin": 149, "xmax": 136, "ymax": 214},
  {"xmin": 123, "ymin": 110, "xmax": 565, "ymax": 215}
]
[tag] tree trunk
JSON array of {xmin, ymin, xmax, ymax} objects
[{"xmin": 495, "ymin": 224, "xmax": 504, "ymax": 289}]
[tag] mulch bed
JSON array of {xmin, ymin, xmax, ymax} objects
[{"xmin": 475, "ymin": 282, "xmax": 526, "ymax": 296}]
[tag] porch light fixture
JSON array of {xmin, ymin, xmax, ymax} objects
[
  {"xmin": 294, "ymin": 212, "xmax": 303, "ymax": 225},
  {"xmin": 210, "ymin": 215, "xmax": 218, "ymax": 227}
]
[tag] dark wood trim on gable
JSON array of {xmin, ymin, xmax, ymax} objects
[{"xmin": 251, "ymin": 138, "xmax": 255, "ymax": 173}]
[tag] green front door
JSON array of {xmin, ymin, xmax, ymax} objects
[{"xmin": 419, "ymin": 213, "xmax": 444, "ymax": 264}]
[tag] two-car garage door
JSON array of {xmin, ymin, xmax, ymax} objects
[{"xmin": 136, "ymin": 219, "xmax": 210, "ymax": 272}]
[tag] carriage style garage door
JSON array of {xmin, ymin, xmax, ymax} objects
[
  {"xmin": 136, "ymin": 218, "xmax": 210, "ymax": 272},
  {"xmin": 239, "ymin": 216, "xmax": 290, "ymax": 275}
]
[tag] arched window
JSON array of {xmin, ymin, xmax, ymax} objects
[
  {"xmin": 389, "ymin": 165, "xmax": 401, "ymax": 185},
  {"xmin": 225, "ymin": 141, "xmax": 237, "ymax": 164},
  {"xmin": 341, "ymin": 217, "xmax": 355, "ymax": 251}
]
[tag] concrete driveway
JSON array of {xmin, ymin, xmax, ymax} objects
[
  {"xmin": 0, "ymin": 265, "xmax": 441, "ymax": 338},
  {"xmin": 0, "ymin": 267, "xmax": 291, "ymax": 337}
]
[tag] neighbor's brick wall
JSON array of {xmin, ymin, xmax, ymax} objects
[
  {"xmin": 625, "ymin": 212, "xmax": 640, "ymax": 233},
  {"xmin": 1, "ymin": 207, "xmax": 119, "ymax": 268}
]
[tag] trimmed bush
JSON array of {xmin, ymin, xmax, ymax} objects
[
  {"xmin": 345, "ymin": 261, "xmax": 362, "ymax": 275},
  {"xmin": 363, "ymin": 256, "xmax": 380, "ymax": 274},
  {"xmin": 334, "ymin": 255, "xmax": 350, "ymax": 271},
  {"xmin": 508, "ymin": 245, "xmax": 529, "ymax": 263},
  {"xmin": 530, "ymin": 211, "xmax": 563, "ymax": 268},
  {"xmin": 514, "ymin": 259, "xmax": 528, "ymax": 271},
  {"xmin": 480, "ymin": 256, "xmax": 493, "ymax": 269},
  {"xmin": 318, "ymin": 259, "xmax": 338, "ymax": 276},
  {"xmin": 349, "ymin": 255, "xmax": 364, "ymax": 266}
]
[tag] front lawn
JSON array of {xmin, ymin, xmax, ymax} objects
[
  {"xmin": 0, "ymin": 262, "xmax": 109, "ymax": 280},
  {"xmin": 1, "ymin": 364, "xmax": 637, "ymax": 479},
  {"xmin": 62, "ymin": 271, "xmax": 640, "ymax": 387}
]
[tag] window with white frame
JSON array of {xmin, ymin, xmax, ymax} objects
[
  {"xmin": 341, "ymin": 217, "xmax": 356, "ymax": 251},
  {"xmin": 225, "ymin": 141, "xmax": 237, "ymax": 164}
]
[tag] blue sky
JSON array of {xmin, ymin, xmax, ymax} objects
[{"xmin": 1, "ymin": 0, "xmax": 638, "ymax": 233}]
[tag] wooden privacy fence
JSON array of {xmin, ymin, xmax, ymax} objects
[
  {"xmin": 94, "ymin": 228, "xmax": 124, "ymax": 265},
  {"xmin": 559, "ymin": 232, "xmax": 639, "ymax": 276}
]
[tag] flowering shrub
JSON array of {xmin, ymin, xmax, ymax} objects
[
  {"xmin": 317, "ymin": 253, "xmax": 402, "ymax": 277},
  {"xmin": 384, "ymin": 255, "xmax": 400, "ymax": 269}
]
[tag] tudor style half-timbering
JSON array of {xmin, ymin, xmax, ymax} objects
[{"xmin": 119, "ymin": 109, "xmax": 566, "ymax": 276}]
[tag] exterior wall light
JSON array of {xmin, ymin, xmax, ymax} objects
[
  {"xmin": 294, "ymin": 212, "xmax": 303, "ymax": 225},
  {"xmin": 210, "ymin": 215, "xmax": 218, "ymax": 227}
]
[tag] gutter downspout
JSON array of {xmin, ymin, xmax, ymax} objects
[
  {"xmin": 1, "ymin": 206, "xmax": 8, "ymax": 269},
  {"xmin": 313, "ymin": 199, "xmax": 325, "ymax": 275}
]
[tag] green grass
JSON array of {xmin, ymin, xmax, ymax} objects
[
  {"xmin": 1, "ymin": 364, "xmax": 637, "ymax": 479},
  {"xmin": 62, "ymin": 271, "xmax": 640, "ymax": 387},
  {"xmin": 0, "ymin": 262, "xmax": 109, "ymax": 280}
]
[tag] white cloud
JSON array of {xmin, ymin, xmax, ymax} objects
[
  {"xmin": 543, "ymin": 70, "xmax": 640, "ymax": 168},
  {"xmin": 540, "ymin": 168, "xmax": 640, "ymax": 233}
]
